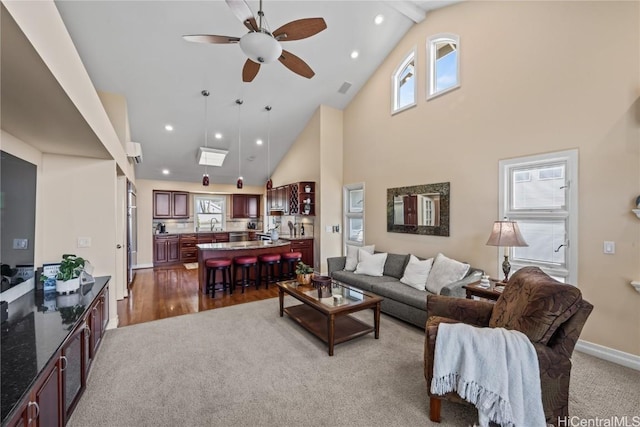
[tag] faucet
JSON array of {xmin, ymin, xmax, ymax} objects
[{"xmin": 210, "ymin": 218, "xmax": 219, "ymax": 231}]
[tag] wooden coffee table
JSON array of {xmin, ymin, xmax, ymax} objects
[
  {"xmin": 277, "ymin": 279, "xmax": 383, "ymax": 356},
  {"xmin": 463, "ymin": 279, "xmax": 506, "ymax": 301}
]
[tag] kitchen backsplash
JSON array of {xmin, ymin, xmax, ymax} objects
[
  {"xmin": 267, "ymin": 215, "xmax": 314, "ymax": 238},
  {"xmin": 153, "ymin": 218, "xmax": 263, "ymax": 234}
]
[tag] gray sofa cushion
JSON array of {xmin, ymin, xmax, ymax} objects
[
  {"xmin": 331, "ymin": 270, "xmax": 394, "ymax": 292},
  {"xmin": 382, "ymin": 253, "xmax": 410, "ymax": 279},
  {"xmin": 371, "ymin": 281, "xmax": 431, "ymax": 310}
]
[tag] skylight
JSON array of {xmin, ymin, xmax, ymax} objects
[{"xmin": 198, "ymin": 147, "xmax": 228, "ymax": 167}]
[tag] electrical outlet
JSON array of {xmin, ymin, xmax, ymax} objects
[
  {"xmin": 13, "ymin": 238, "xmax": 28, "ymax": 249},
  {"xmin": 325, "ymin": 226, "xmax": 332, "ymax": 233},
  {"xmin": 332, "ymin": 225, "xmax": 340, "ymax": 233},
  {"xmin": 77, "ymin": 237, "xmax": 92, "ymax": 248}
]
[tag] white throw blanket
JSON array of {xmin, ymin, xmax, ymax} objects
[{"xmin": 431, "ymin": 323, "xmax": 546, "ymax": 427}]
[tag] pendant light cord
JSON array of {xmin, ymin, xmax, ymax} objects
[
  {"xmin": 236, "ymin": 99, "xmax": 243, "ymax": 179},
  {"xmin": 202, "ymin": 90, "xmax": 210, "ymax": 176}
]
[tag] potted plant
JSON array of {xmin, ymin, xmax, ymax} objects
[
  {"xmin": 295, "ymin": 261, "xmax": 313, "ymax": 285},
  {"xmin": 56, "ymin": 254, "xmax": 86, "ymax": 294}
]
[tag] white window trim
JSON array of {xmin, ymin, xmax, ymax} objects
[
  {"xmin": 391, "ymin": 47, "xmax": 417, "ymax": 115},
  {"xmin": 498, "ymin": 149, "xmax": 578, "ymax": 284},
  {"xmin": 426, "ymin": 33, "xmax": 460, "ymax": 100},
  {"xmin": 343, "ymin": 182, "xmax": 365, "ymax": 250}
]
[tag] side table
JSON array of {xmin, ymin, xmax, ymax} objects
[{"xmin": 463, "ymin": 279, "xmax": 506, "ymax": 302}]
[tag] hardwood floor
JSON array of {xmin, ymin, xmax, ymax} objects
[{"xmin": 117, "ymin": 265, "xmax": 280, "ymax": 327}]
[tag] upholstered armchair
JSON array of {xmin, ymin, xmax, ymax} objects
[{"xmin": 424, "ymin": 267, "xmax": 593, "ymax": 426}]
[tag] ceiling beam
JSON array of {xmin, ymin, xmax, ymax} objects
[{"xmin": 384, "ymin": 1, "xmax": 427, "ymax": 23}]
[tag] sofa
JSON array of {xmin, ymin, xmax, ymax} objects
[{"xmin": 327, "ymin": 252, "xmax": 483, "ymax": 328}]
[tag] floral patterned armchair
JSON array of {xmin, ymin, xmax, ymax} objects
[{"xmin": 424, "ymin": 267, "xmax": 593, "ymax": 426}]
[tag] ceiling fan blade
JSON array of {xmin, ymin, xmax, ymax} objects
[
  {"xmin": 183, "ymin": 35, "xmax": 240, "ymax": 44},
  {"xmin": 278, "ymin": 50, "xmax": 315, "ymax": 79},
  {"xmin": 225, "ymin": 0, "xmax": 258, "ymax": 31},
  {"xmin": 273, "ymin": 18, "xmax": 327, "ymax": 41},
  {"xmin": 242, "ymin": 59, "xmax": 261, "ymax": 82}
]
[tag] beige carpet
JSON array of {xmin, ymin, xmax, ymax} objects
[
  {"xmin": 69, "ymin": 298, "xmax": 640, "ymax": 427},
  {"xmin": 183, "ymin": 262, "xmax": 198, "ymax": 270}
]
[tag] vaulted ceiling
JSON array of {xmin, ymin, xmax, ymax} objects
[{"xmin": 3, "ymin": 1, "xmax": 459, "ymax": 186}]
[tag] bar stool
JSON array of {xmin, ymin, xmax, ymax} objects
[
  {"xmin": 258, "ymin": 253, "xmax": 281, "ymax": 289},
  {"xmin": 232, "ymin": 256, "xmax": 258, "ymax": 293},
  {"xmin": 205, "ymin": 258, "xmax": 232, "ymax": 297},
  {"xmin": 280, "ymin": 251, "xmax": 303, "ymax": 280}
]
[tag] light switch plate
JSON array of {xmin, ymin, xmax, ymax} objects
[
  {"xmin": 13, "ymin": 238, "xmax": 28, "ymax": 249},
  {"xmin": 603, "ymin": 241, "xmax": 615, "ymax": 254},
  {"xmin": 77, "ymin": 237, "xmax": 92, "ymax": 248}
]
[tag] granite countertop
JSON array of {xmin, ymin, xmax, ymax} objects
[
  {"xmin": 1, "ymin": 276, "xmax": 110, "ymax": 423},
  {"xmin": 196, "ymin": 240, "xmax": 291, "ymax": 250},
  {"xmin": 155, "ymin": 230, "xmax": 257, "ymax": 236}
]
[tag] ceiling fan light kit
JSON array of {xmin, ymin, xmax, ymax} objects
[
  {"xmin": 240, "ymin": 32, "xmax": 282, "ymax": 64},
  {"xmin": 183, "ymin": 0, "xmax": 326, "ymax": 82}
]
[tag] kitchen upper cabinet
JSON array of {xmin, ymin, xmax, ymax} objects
[
  {"xmin": 267, "ymin": 186, "xmax": 289, "ymax": 214},
  {"xmin": 153, "ymin": 191, "xmax": 189, "ymax": 219},
  {"xmin": 268, "ymin": 182, "xmax": 315, "ymax": 216},
  {"xmin": 232, "ymin": 194, "xmax": 260, "ymax": 218}
]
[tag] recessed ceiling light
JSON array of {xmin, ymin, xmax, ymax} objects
[
  {"xmin": 256, "ymin": 139, "xmax": 263, "ymax": 145},
  {"xmin": 164, "ymin": 124, "xmax": 174, "ymax": 131},
  {"xmin": 374, "ymin": 14, "xmax": 384, "ymax": 25},
  {"xmin": 214, "ymin": 132, "xmax": 222, "ymax": 139},
  {"xmin": 162, "ymin": 169, "xmax": 170, "ymax": 175},
  {"xmin": 350, "ymin": 50, "xmax": 359, "ymax": 59}
]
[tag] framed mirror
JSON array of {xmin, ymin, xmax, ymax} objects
[{"xmin": 387, "ymin": 182, "xmax": 450, "ymax": 236}]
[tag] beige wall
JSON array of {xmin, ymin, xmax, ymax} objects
[
  {"xmin": 40, "ymin": 154, "xmax": 119, "ymax": 326},
  {"xmin": 270, "ymin": 106, "xmax": 344, "ymax": 273},
  {"xmin": 342, "ymin": 1, "xmax": 640, "ymax": 355},
  {"xmin": 135, "ymin": 179, "xmax": 265, "ymax": 267}
]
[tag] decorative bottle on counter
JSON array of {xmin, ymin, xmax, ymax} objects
[{"xmin": 301, "ymin": 224, "xmax": 305, "ymax": 236}]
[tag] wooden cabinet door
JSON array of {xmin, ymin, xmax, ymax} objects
[
  {"xmin": 403, "ymin": 195, "xmax": 417, "ymax": 226},
  {"xmin": 61, "ymin": 326, "xmax": 84, "ymax": 422},
  {"xmin": 154, "ymin": 239, "xmax": 168, "ymax": 263},
  {"xmin": 168, "ymin": 238, "xmax": 180, "ymax": 262},
  {"xmin": 247, "ymin": 195, "xmax": 259, "ymax": 218},
  {"xmin": 231, "ymin": 195, "xmax": 247, "ymax": 218},
  {"xmin": 172, "ymin": 192, "xmax": 189, "ymax": 217},
  {"xmin": 36, "ymin": 359, "xmax": 62, "ymax": 427},
  {"xmin": 153, "ymin": 191, "xmax": 171, "ymax": 218}
]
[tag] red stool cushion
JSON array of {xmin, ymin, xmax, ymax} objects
[
  {"xmin": 282, "ymin": 252, "xmax": 302, "ymax": 260},
  {"xmin": 234, "ymin": 256, "xmax": 258, "ymax": 265},
  {"xmin": 205, "ymin": 258, "xmax": 232, "ymax": 268},
  {"xmin": 259, "ymin": 254, "xmax": 281, "ymax": 263}
]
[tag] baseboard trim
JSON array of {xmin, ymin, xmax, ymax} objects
[
  {"xmin": 575, "ymin": 339, "xmax": 640, "ymax": 371},
  {"xmin": 134, "ymin": 263, "xmax": 153, "ymax": 269},
  {"xmin": 107, "ymin": 316, "xmax": 119, "ymax": 330}
]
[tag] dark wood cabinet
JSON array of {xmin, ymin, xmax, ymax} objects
[
  {"xmin": 288, "ymin": 239, "xmax": 314, "ymax": 268},
  {"xmin": 5, "ymin": 284, "xmax": 109, "ymax": 427},
  {"xmin": 403, "ymin": 195, "xmax": 417, "ymax": 226},
  {"xmin": 153, "ymin": 235, "xmax": 180, "ymax": 266},
  {"xmin": 153, "ymin": 191, "xmax": 189, "ymax": 219},
  {"xmin": 180, "ymin": 234, "xmax": 198, "ymax": 263},
  {"xmin": 231, "ymin": 194, "xmax": 260, "ymax": 218},
  {"xmin": 268, "ymin": 182, "xmax": 315, "ymax": 216}
]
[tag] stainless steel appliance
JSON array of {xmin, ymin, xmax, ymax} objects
[
  {"xmin": 229, "ymin": 232, "xmax": 249, "ymax": 242},
  {"xmin": 127, "ymin": 181, "xmax": 137, "ymax": 285}
]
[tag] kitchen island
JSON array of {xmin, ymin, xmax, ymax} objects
[{"xmin": 197, "ymin": 240, "xmax": 292, "ymax": 293}]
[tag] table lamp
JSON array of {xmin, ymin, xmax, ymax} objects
[{"xmin": 486, "ymin": 219, "xmax": 528, "ymax": 282}]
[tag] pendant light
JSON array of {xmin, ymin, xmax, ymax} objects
[
  {"xmin": 236, "ymin": 99, "xmax": 244, "ymax": 189},
  {"xmin": 265, "ymin": 105, "xmax": 273, "ymax": 190},
  {"xmin": 201, "ymin": 90, "xmax": 210, "ymax": 186}
]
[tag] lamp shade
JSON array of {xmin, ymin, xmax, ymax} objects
[
  {"xmin": 239, "ymin": 32, "xmax": 282, "ymax": 64},
  {"xmin": 486, "ymin": 220, "xmax": 528, "ymax": 247}
]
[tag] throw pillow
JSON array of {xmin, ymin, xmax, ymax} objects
[
  {"xmin": 400, "ymin": 255, "xmax": 434, "ymax": 291},
  {"xmin": 425, "ymin": 253, "xmax": 470, "ymax": 294},
  {"xmin": 354, "ymin": 250, "xmax": 387, "ymax": 277},
  {"xmin": 344, "ymin": 244, "xmax": 375, "ymax": 271}
]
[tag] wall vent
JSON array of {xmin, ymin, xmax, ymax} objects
[{"xmin": 126, "ymin": 142, "xmax": 143, "ymax": 164}]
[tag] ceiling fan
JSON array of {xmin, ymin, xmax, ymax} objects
[{"xmin": 183, "ymin": 0, "xmax": 327, "ymax": 82}]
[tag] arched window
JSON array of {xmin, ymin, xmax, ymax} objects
[
  {"xmin": 427, "ymin": 34, "xmax": 460, "ymax": 99},
  {"xmin": 391, "ymin": 48, "xmax": 417, "ymax": 114}
]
